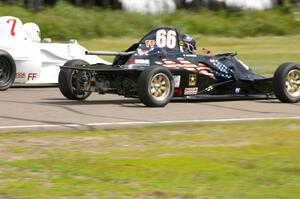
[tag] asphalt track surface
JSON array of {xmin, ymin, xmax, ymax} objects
[{"xmin": 1, "ymin": 87, "xmax": 300, "ymax": 131}]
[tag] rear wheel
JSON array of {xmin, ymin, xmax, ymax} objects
[
  {"xmin": 58, "ymin": 59, "xmax": 92, "ymax": 100},
  {"xmin": 0, "ymin": 50, "xmax": 16, "ymax": 91},
  {"xmin": 273, "ymin": 62, "xmax": 300, "ymax": 103},
  {"xmin": 138, "ymin": 67, "xmax": 174, "ymax": 107}
]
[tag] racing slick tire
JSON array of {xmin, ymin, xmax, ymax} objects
[
  {"xmin": 59, "ymin": 59, "xmax": 92, "ymax": 100},
  {"xmin": 0, "ymin": 50, "xmax": 16, "ymax": 91},
  {"xmin": 138, "ymin": 66, "xmax": 174, "ymax": 107},
  {"xmin": 273, "ymin": 62, "xmax": 300, "ymax": 103}
]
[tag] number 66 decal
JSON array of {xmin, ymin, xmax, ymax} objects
[{"xmin": 156, "ymin": 29, "xmax": 177, "ymax": 49}]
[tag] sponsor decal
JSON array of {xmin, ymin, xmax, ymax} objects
[
  {"xmin": 27, "ymin": 73, "xmax": 37, "ymax": 80},
  {"xmin": 189, "ymin": 74, "xmax": 197, "ymax": 86},
  {"xmin": 173, "ymin": 75, "xmax": 181, "ymax": 88},
  {"xmin": 135, "ymin": 59, "xmax": 150, "ymax": 65},
  {"xmin": 184, "ymin": 87, "xmax": 198, "ymax": 95},
  {"xmin": 16, "ymin": 72, "xmax": 26, "ymax": 79},
  {"xmin": 136, "ymin": 48, "xmax": 150, "ymax": 56},
  {"xmin": 145, "ymin": 40, "xmax": 156, "ymax": 48},
  {"xmin": 184, "ymin": 54, "xmax": 197, "ymax": 57},
  {"xmin": 130, "ymin": 59, "xmax": 150, "ymax": 65},
  {"xmin": 235, "ymin": 87, "xmax": 241, "ymax": 94}
]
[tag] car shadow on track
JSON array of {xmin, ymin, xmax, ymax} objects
[
  {"xmin": 0, "ymin": 99, "xmax": 150, "ymax": 124},
  {"xmin": 41, "ymin": 98, "xmax": 145, "ymax": 107},
  {"xmin": 40, "ymin": 98, "xmax": 300, "ymax": 116},
  {"xmin": 40, "ymin": 97, "xmax": 284, "ymax": 107},
  {"xmin": 171, "ymin": 98, "xmax": 277, "ymax": 103},
  {"xmin": 254, "ymin": 100, "xmax": 300, "ymax": 106}
]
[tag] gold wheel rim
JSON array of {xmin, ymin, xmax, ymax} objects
[
  {"xmin": 149, "ymin": 73, "xmax": 170, "ymax": 101},
  {"xmin": 286, "ymin": 69, "xmax": 300, "ymax": 97}
]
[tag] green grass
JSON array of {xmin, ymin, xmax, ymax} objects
[
  {"xmin": 0, "ymin": 120, "xmax": 300, "ymax": 198},
  {"xmin": 81, "ymin": 35, "xmax": 300, "ymax": 74},
  {"xmin": 1, "ymin": 1, "xmax": 300, "ymax": 40}
]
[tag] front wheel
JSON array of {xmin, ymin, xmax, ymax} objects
[
  {"xmin": 58, "ymin": 59, "xmax": 92, "ymax": 100},
  {"xmin": 0, "ymin": 50, "xmax": 16, "ymax": 91},
  {"xmin": 138, "ymin": 67, "xmax": 174, "ymax": 107},
  {"xmin": 273, "ymin": 62, "xmax": 300, "ymax": 103}
]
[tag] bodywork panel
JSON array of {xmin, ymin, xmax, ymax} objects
[
  {"xmin": 0, "ymin": 16, "xmax": 109, "ymax": 85},
  {"xmin": 61, "ymin": 27, "xmax": 274, "ymax": 99}
]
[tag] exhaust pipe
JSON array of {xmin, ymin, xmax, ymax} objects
[{"xmin": 85, "ymin": 50, "xmax": 135, "ymax": 56}]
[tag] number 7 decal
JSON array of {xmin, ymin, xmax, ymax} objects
[{"xmin": 7, "ymin": 19, "xmax": 17, "ymax": 37}]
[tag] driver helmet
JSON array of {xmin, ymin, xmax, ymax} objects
[
  {"xmin": 23, "ymin": 22, "xmax": 41, "ymax": 42},
  {"xmin": 181, "ymin": 34, "xmax": 196, "ymax": 54}
]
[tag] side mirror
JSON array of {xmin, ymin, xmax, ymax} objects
[{"xmin": 202, "ymin": 48, "xmax": 211, "ymax": 54}]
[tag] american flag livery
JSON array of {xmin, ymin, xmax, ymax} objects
[
  {"xmin": 161, "ymin": 58, "xmax": 214, "ymax": 78},
  {"xmin": 209, "ymin": 59, "xmax": 232, "ymax": 79}
]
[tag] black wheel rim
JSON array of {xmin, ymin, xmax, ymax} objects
[
  {"xmin": 70, "ymin": 69, "xmax": 91, "ymax": 98},
  {"xmin": 0, "ymin": 57, "xmax": 11, "ymax": 85}
]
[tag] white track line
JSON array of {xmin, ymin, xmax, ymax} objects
[{"xmin": 0, "ymin": 117, "xmax": 300, "ymax": 130}]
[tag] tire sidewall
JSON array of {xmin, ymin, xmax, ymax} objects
[
  {"xmin": 0, "ymin": 50, "xmax": 16, "ymax": 91},
  {"xmin": 59, "ymin": 59, "xmax": 91, "ymax": 100},
  {"xmin": 138, "ymin": 66, "xmax": 174, "ymax": 107},
  {"xmin": 273, "ymin": 62, "xmax": 300, "ymax": 103}
]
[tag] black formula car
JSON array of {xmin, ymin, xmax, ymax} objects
[{"xmin": 58, "ymin": 27, "xmax": 300, "ymax": 107}]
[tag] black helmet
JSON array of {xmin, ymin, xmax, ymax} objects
[{"xmin": 181, "ymin": 34, "xmax": 196, "ymax": 54}]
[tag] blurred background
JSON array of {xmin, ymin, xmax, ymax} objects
[
  {"xmin": 1, "ymin": 2, "xmax": 300, "ymax": 198},
  {"xmin": 5, "ymin": 0, "xmax": 300, "ymax": 12},
  {"xmin": 1, "ymin": 0, "xmax": 300, "ymax": 73},
  {"xmin": 1, "ymin": 0, "xmax": 300, "ymax": 39}
]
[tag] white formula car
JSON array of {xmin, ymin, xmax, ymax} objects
[{"xmin": 0, "ymin": 16, "xmax": 109, "ymax": 90}]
